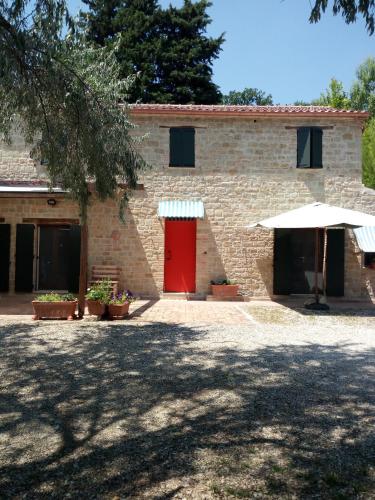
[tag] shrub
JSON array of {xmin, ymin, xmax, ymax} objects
[
  {"xmin": 85, "ymin": 279, "xmax": 112, "ymax": 303},
  {"xmin": 35, "ymin": 292, "xmax": 76, "ymax": 302},
  {"xmin": 210, "ymin": 278, "xmax": 235, "ymax": 285}
]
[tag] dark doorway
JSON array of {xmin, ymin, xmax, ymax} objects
[
  {"xmin": 274, "ymin": 228, "xmax": 345, "ymax": 296},
  {"xmin": 38, "ymin": 225, "xmax": 81, "ymax": 292},
  {"xmin": 15, "ymin": 224, "xmax": 35, "ymax": 292},
  {"xmin": 290, "ymin": 229, "xmax": 324, "ymax": 294},
  {"xmin": 0, "ymin": 224, "xmax": 11, "ymax": 292}
]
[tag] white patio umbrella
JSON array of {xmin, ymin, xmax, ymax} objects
[
  {"xmin": 247, "ymin": 202, "xmax": 375, "ymax": 309},
  {"xmin": 247, "ymin": 202, "xmax": 375, "ymax": 229}
]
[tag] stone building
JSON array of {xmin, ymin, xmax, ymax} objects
[{"xmin": 0, "ymin": 104, "xmax": 374, "ymax": 300}]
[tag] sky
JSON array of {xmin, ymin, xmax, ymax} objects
[{"xmin": 68, "ymin": 0, "xmax": 373, "ymax": 104}]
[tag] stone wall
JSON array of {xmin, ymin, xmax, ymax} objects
[
  {"xmin": 0, "ymin": 129, "xmax": 47, "ymax": 181},
  {"xmin": 0, "ymin": 113, "xmax": 374, "ymax": 299}
]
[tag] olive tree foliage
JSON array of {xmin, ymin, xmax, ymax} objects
[
  {"xmin": 221, "ymin": 87, "xmax": 273, "ymax": 106},
  {"xmin": 350, "ymin": 58, "xmax": 375, "ymax": 189},
  {"xmin": 0, "ymin": 0, "xmax": 146, "ymax": 221},
  {"xmin": 310, "ymin": 0, "xmax": 375, "ymax": 34},
  {"xmin": 303, "ymin": 58, "xmax": 375, "ymax": 188},
  {"xmin": 311, "ymin": 78, "xmax": 352, "ymax": 108},
  {"xmin": 351, "ymin": 57, "xmax": 375, "ymax": 116},
  {"xmin": 362, "ymin": 117, "xmax": 375, "ymax": 188}
]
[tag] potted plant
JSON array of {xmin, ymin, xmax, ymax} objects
[
  {"xmin": 210, "ymin": 278, "xmax": 239, "ymax": 297},
  {"xmin": 108, "ymin": 290, "xmax": 135, "ymax": 320},
  {"xmin": 85, "ymin": 279, "xmax": 112, "ymax": 317},
  {"xmin": 32, "ymin": 293, "xmax": 77, "ymax": 320}
]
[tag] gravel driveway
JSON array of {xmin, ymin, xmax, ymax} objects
[{"xmin": 1, "ymin": 308, "xmax": 374, "ymax": 499}]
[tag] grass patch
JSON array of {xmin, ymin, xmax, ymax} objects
[
  {"xmin": 247, "ymin": 306, "xmax": 301, "ymax": 325},
  {"xmin": 323, "ymin": 472, "xmax": 345, "ymax": 487},
  {"xmin": 210, "ymin": 483, "xmax": 221, "ymax": 495},
  {"xmin": 223, "ymin": 486, "xmax": 254, "ymax": 498}
]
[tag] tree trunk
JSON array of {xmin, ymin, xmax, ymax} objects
[{"xmin": 78, "ymin": 223, "xmax": 88, "ymax": 317}]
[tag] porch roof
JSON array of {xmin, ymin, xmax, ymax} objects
[
  {"xmin": 353, "ymin": 226, "xmax": 375, "ymax": 252},
  {"xmin": 158, "ymin": 200, "xmax": 204, "ymax": 219},
  {"xmin": 0, "ymin": 186, "xmax": 64, "ymax": 193}
]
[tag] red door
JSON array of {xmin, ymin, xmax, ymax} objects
[{"xmin": 164, "ymin": 219, "xmax": 196, "ymax": 292}]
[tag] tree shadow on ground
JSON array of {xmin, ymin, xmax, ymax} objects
[{"xmin": 0, "ymin": 321, "xmax": 374, "ymax": 498}]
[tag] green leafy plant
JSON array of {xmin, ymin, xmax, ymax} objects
[
  {"xmin": 35, "ymin": 292, "xmax": 77, "ymax": 302},
  {"xmin": 210, "ymin": 278, "xmax": 235, "ymax": 285},
  {"xmin": 85, "ymin": 279, "xmax": 112, "ymax": 303},
  {"xmin": 222, "ymin": 87, "xmax": 273, "ymax": 105}
]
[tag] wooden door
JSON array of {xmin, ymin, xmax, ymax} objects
[
  {"xmin": 0, "ymin": 224, "xmax": 11, "ymax": 292},
  {"xmin": 15, "ymin": 224, "xmax": 35, "ymax": 292},
  {"xmin": 274, "ymin": 229, "xmax": 292, "ymax": 295},
  {"xmin": 164, "ymin": 219, "xmax": 196, "ymax": 293}
]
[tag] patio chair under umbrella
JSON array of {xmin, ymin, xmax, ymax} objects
[{"xmin": 247, "ymin": 202, "xmax": 375, "ymax": 310}]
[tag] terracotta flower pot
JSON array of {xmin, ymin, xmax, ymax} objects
[
  {"xmin": 211, "ymin": 284, "xmax": 239, "ymax": 297},
  {"xmin": 87, "ymin": 300, "xmax": 106, "ymax": 317},
  {"xmin": 108, "ymin": 302, "xmax": 130, "ymax": 319},
  {"xmin": 32, "ymin": 301, "xmax": 77, "ymax": 320}
]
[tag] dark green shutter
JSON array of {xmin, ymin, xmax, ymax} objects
[
  {"xmin": 0, "ymin": 224, "xmax": 11, "ymax": 292},
  {"xmin": 297, "ymin": 127, "xmax": 311, "ymax": 167},
  {"xmin": 15, "ymin": 224, "xmax": 34, "ymax": 292},
  {"xmin": 273, "ymin": 229, "xmax": 291, "ymax": 294},
  {"xmin": 326, "ymin": 229, "xmax": 344, "ymax": 296},
  {"xmin": 311, "ymin": 127, "xmax": 323, "ymax": 167},
  {"xmin": 67, "ymin": 225, "xmax": 81, "ymax": 293},
  {"xmin": 170, "ymin": 128, "xmax": 195, "ymax": 167}
]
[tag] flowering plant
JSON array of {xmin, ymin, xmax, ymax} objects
[
  {"xmin": 109, "ymin": 290, "xmax": 135, "ymax": 305},
  {"xmin": 85, "ymin": 279, "xmax": 112, "ymax": 303}
]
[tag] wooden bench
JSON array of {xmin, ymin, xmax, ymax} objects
[{"xmin": 89, "ymin": 265, "xmax": 121, "ymax": 295}]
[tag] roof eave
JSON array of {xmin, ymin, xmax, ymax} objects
[{"xmin": 130, "ymin": 108, "xmax": 369, "ymax": 120}]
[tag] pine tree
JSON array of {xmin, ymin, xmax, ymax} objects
[
  {"xmin": 152, "ymin": 0, "xmax": 223, "ymax": 103},
  {"xmin": 80, "ymin": 0, "xmax": 223, "ymax": 103},
  {"xmin": 80, "ymin": 0, "xmax": 159, "ymax": 102}
]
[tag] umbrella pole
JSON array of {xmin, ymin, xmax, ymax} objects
[
  {"xmin": 305, "ymin": 227, "xmax": 329, "ymax": 311},
  {"xmin": 314, "ymin": 227, "xmax": 319, "ymax": 303}
]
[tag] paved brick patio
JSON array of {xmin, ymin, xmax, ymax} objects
[
  {"xmin": 0, "ymin": 295, "xmax": 249, "ymax": 324},
  {"xmin": 0, "ymin": 294, "xmax": 373, "ymax": 324},
  {"xmin": 128, "ymin": 299, "xmax": 248, "ymax": 324}
]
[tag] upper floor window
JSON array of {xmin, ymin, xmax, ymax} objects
[
  {"xmin": 297, "ymin": 127, "xmax": 323, "ymax": 168},
  {"xmin": 169, "ymin": 127, "xmax": 195, "ymax": 167}
]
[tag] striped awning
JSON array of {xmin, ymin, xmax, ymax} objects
[
  {"xmin": 353, "ymin": 226, "xmax": 375, "ymax": 252},
  {"xmin": 158, "ymin": 200, "xmax": 204, "ymax": 219}
]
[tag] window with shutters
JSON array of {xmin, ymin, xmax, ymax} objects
[
  {"xmin": 169, "ymin": 127, "xmax": 195, "ymax": 167},
  {"xmin": 297, "ymin": 127, "xmax": 323, "ymax": 168}
]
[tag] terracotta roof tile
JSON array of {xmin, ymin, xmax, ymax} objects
[{"xmin": 129, "ymin": 104, "xmax": 369, "ymax": 119}]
